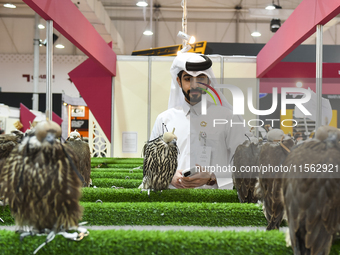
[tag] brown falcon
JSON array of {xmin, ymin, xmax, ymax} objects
[
  {"xmin": 0, "ymin": 130, "xmax": 24, "ymax": 159},
  {"xmin": 141, "ymin": 128, "xmax": 178, "ymax": 195},
  {"xmin": 283, "ymin": 126, "xmax": 340, "ymax": 255},
  {"xmin": 0, "ymin": 120, "xmax": 83, "ymax": 232},
  {"xmin": 0, "ymin": 130, "xmax": 24, "ymax": 215},
  {"xmin": 64, "ymin": 130, "xmax": 91, "ymax": 187},
  {"xmin": 0, "ymin": 132, "xmax": 21, "ymax": 177},
  {"xmin": 256, "ymin": 129, "xmax": 295, "ymax": 230},
  {"xmin": 233, "ymin": 137, "xmax": 263, "ymax": 203}
]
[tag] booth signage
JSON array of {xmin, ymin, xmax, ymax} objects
[
  {"xmin": 71, "ymin": 119, "xmax": 88, "ymax": 129},
  {"xmin": 132, "ymin": 41, "xmax": 207, "ymax": 56}
]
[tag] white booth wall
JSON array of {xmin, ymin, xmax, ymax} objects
[{"xmin": 0, "ymin": 54, "xmax": 87, "ymax": 96}]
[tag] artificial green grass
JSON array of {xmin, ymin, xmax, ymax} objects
[
  {"xmin": 91, "ymin": 163, "xmax": 143, "ymax": 169},
  {"xmin": 81, "ymin": 202, "xmax": 268, "ymax": 226},
  {"xmin": 91, "ymin": 168, "xmax": 143, "ymax": 174},
  {"xmin": 0, "ymin": 206, "xmax": 13, "ymax": 224},
  {"xmin": 0, "ymin": 229, "xmax": 290, "ymax": 255},
  {"xmin": 90, "ymin": 172, "xmax": 143, "ymax": 180},
  {"xmin": 1, "ymin": 229, "xmax": 340, "ymax": 255},
  {"xmin": 0, "ymin": 202, "xmax": 268, "ymax": 226},
  {"xmin": 91, "ymin": 157, "xmax": 144, "ymax": 164},
  {"xmin": 81, "ymin": 188, "xmax": 239, "ymax": 203},
  {"xmin": 91, "ymin": 158, "xmax": 143, "ymax": 169},
  {"xmin": 91, "ymin": 178, "xmax": 142, "ymax": 188}
]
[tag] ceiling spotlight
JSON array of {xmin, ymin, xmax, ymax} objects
[
  {"xmin": 188, "ymin": 36, "xmax": 196, "ymax": 44},
  {"xmin": 38, "ymin": 24, "xmax": 45, "ymax": 29},
  {"xmin": 39, "ymin": 33, "xmax": 59, "ymax": 47},
  {"xmin": 265, "ymin": 5, "xmax": 275, "ymax": 10},
  {"xmin": 251, "ymin": 31, "xmax": 261, "ymax": 37},
  {"xmin": 136, "ymin": 1, "xmax": 148, "ymax": 7},
  {"xmin": 55, "ymin": 44, "xmax": 65, "ymax": 49},
  {"xmin": 177, "ymin": 31, "xmax": 196, "ymax": 44},
  {"xmin": 178, "ymin": 44, "xmax": 192, "ymax": 54},
  {"xmin": 3, "ymin": 3, "xmax": 16, "ymax": 8},
  {"xmin": 143, "ymin": 30, "xmax": 153, "ymax": 36},
  {"xmin": 270, "ymin": 18, "xmax": 281, "ymax": 33}
]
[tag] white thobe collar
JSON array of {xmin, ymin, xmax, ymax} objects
[
  {"xmin": 191, "ymin": 101, "xmax": 202, "ymax": 116},
  {"xmin": 181, "ymin": 100, "xmax": 203, "ymax": 116},
  {"xmin": 181, "ymin": 100, "xmax": 190, "ymax": 116}
]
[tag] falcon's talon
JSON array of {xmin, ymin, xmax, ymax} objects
[{"xmin": 19, "ymin": 231, "xmax": 35, "ymax": 242}]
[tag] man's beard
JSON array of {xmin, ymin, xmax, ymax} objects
[{"xmin": 182, "ymin": 88, "xmax": 202, "ymax": 103}]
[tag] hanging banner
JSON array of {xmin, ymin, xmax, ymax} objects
[{"xmin": 132, "ymin": 41, "xmax": 207, "ymax": 56}]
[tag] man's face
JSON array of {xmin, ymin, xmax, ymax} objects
[{"xmin": 177, "ymin": 71, "xmax": 209, "ymax": 105}]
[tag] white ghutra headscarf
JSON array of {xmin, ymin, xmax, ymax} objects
[{"xmin": 168, "ymin": 53, "xmax": 234, "ymax": 113}]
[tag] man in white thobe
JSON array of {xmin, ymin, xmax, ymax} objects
[{"xmin": 150, "ymin": 53, "xmax": 247, "ymax": 189}]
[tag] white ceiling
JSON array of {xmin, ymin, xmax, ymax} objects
[{"xmin": 0, "ymin": 0, "xmax": 339, "ymax": 56}]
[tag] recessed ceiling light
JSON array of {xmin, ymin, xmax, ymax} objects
[
  {"xmin": 251, "ymin": 31, "xmax": 261, "ymax": 37},
  {"xmin": 55, "ymin": 44, "xmax": 65, "ymax": 49},
  {"xmin": 136, "ymin": 1, "xmax": 148, "ymax": 7},
  {"xmin": 38, "ymin": 24, "xmax": 45, "ymax": 29},
  {"xmin": 143, "ymin": 30, "xmax": 153, "ymax": 36},
  {"xmin": 4, "ymin": 3, "xmax": 16, "ymax": 8}
]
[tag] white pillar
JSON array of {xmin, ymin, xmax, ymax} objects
[
  {"xmin": 46, "ymin": 20, "xmax": 53, "ymax": 121},
  {"xmin": 147, "ymin": 56, "xmax": 152, "ymax": 140},
  {"xmin": 111, "ymin": 76, "xmax": 115, "ymax": 157},
  {"xmin": 150, "ymin": 0, "xmax": 153, "ymax": 48},
  {"xmin": 33, "ymin": 13, "xmax": 40, "ymax": 111}
]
